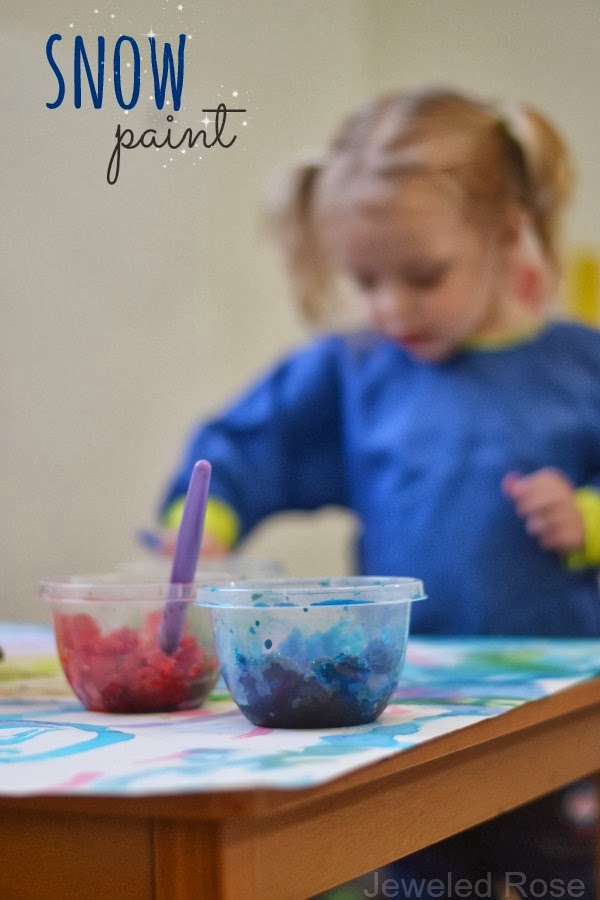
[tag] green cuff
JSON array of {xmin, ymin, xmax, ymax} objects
[
  {"xmin": 162, "ymin": 496, "xmax": 240, "ymax": 550},
  {"xmin": 162, "ymin": 497, "xmax": 186, "ymax": 530},
  {"xmin": 565, "ymin": 487, "xmax": 600, "ymax": 570},
  {"xmin": 203, "ymin": 498, "xmax": 240, "ymax": 549}
]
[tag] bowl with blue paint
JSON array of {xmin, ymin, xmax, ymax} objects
[{"xmin": 195, "ymin": 577, "xmax": 426, "ymax": 729}]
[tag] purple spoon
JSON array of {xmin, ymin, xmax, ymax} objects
[{"xmin": 158, "ymin": 459, "xmax": 212, "ymax": 655}]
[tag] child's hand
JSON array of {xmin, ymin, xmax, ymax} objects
[
  {"xmin": 502, "ymin": 468, "xmax": 585, "ymax": 555},
  {"xmin": 199, "ymin": 532, "xmax": 230, "ymax": 558}
]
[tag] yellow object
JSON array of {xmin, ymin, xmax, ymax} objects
[
  {"xmin": 564, "ymin": 250, "xmax": 600, "ymax": 325},
  {"xmin": 163, "ymin": 496, "xmax": 240, "ymax": 549},
  {"xmin": 0, "ymin": 655, "xmax": 62, "ymax": 681}
]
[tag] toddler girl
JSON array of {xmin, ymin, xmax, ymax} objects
[{"xmin": 160, "ymin": 87, "xmax": 600, "ymax": 896}]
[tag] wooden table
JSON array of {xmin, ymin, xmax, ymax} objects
[{"xmin": 1, "ymin": 675, "xmax": 599, "ymax": 900}]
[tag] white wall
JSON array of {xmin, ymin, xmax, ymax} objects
[{"xmin": 2, "ymin": 0, "xmax": 599, "ymax": 621}]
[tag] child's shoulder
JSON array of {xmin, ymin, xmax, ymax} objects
[
  {"xmin": 313, "ymin": 329, "xmax": 408, "ymax": 377},
  {"xmin": 270, "ymin": 330, "xmax": 400, "ymax": 390},
  {"xmin": 545, "ymin": 317, "xmax": 600, "ymax": 341},
  {"xmin": 292, "ymin": 329, "xmax": 391, "ymax": 363},
  {"xmin": 270, "ymin": 330, "xmax": 379, "ymax": 383},
  {"xmin": 543, "ymin": 319, "xmax": 600, "ymax": 356}
]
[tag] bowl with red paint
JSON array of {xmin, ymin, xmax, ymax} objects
[{"xmin": 41, "ymin": 580, "xmax": 220, "ymax": 713}]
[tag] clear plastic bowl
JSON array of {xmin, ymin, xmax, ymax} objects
[
  {"xmin": 195, "ymin": 577, "xmax": 426, "ymax": 729},
  {"xmin": 41, "ymin": 581, "xmax": 220, "ymax": 713}
]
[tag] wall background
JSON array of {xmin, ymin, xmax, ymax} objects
[{"xmin": 2, "ymin": 0, "xmax": 599, "ymax": 620}]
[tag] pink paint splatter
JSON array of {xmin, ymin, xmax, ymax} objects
[
  {"xmin": 47, "ymin": 770, "xmax": 102, "ymax": 791},
  {"xmin": 233, "ymin": 725, "xmax": 274, "ymax": 740},
  {"xmin": 137, "ymin": 751, "xmax": 187, "ymax": 764}
]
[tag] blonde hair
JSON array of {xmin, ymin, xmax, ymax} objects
[{"xmin": 266, "ymin": 86, "xmax": 574, "ymax": 323}]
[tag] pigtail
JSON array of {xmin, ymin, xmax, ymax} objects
[
  {"xmin": 497, "ymin": 103, "xmax": 575, "ymax": 271},
  {"xmin": 263, "ymin": 157, "xmax": 335, "ymax": 324}
]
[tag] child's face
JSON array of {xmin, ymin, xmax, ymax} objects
[{"xmin": 325, "ymin": 177, "xmax": 511, "ymax": 362}]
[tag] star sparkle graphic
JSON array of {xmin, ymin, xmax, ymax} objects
[{"xmin": 56, "ymin": 1, "xmax": 251, "ymax": 180}]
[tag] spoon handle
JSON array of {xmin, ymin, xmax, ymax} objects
[{"xmin": 159, "ymin": 460, "xmax": 212, "ymax": 654}]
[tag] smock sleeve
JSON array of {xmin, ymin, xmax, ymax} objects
[{"xmin": 158, "ymin": 335, "xmax": 347, "ymax": 543}]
